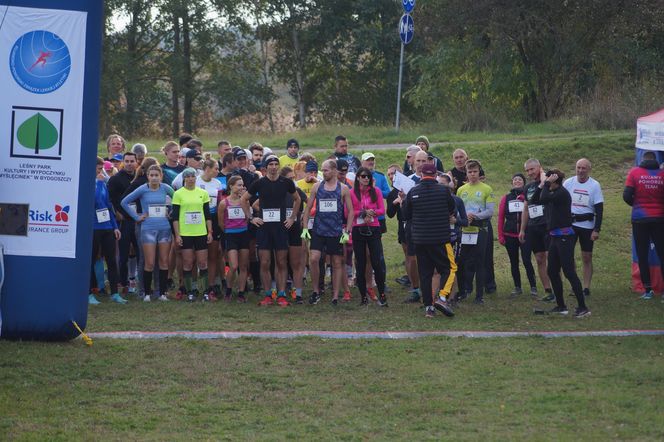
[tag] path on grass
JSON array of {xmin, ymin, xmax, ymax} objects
[{"xmin": 87, "ymin": 329, "xmax": 664, "ymax": 340}]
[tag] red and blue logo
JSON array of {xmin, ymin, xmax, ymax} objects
[
  {"xmin": 29, "ymin": 204, "xmax": 70, "ymax": 226},
  {"xmin": 9, "ymin": 30, "xmax": 71, "ymax": 94}
]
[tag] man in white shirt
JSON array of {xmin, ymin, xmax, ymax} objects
[{"xmin": 563, "ymin": 158, "xmax": 604, "ymax": 298}]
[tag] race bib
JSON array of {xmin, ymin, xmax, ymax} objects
[
  {"xmin": 461, "ymin": 232, "xmax": 479, "ymax": 245},
  {"xmin": 319, "ymin": 199, "xmax": 337, "ymax": 213},
  {"xmin": 263, "ymin": 208, "xmax": 280, "ymax": 223},
  {"xmin": 307, "ymin": 217, "xmax": 314, "ymax": 230},
  {"xmin": 185, "ymin": 211, "xmax": 203, "ymax": 225},
  {"xmin": 227, "ymin": 207, "xmax": 244, "ymax": 220},
  {"xmin": 508, "ymin": 200, "xmax": 524, "ymax": 213},
  {"xmin": 96, "ymin": 208, "xmax": 110, "ymax": 223},
  {"xmin": 148, "ymin": 205, "xmax": 167, "ymax": 218},
  {"xmin": 572, "ymin": 191, "xmax": 590, "ymax": 207},
  {"xmin": 286, "ymin": 208, "xmax": 293, "ymax": 219},
  {"xmin": 209, "ymin": 196, "xmax": 217, "ymax": 208},
  {"xmin": 528, "ymin": 205, "xmax": 544, "ymax": 218}
]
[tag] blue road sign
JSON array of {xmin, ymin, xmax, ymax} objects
[
  {"xmin": 402, "ymin": 0, "xmax": 415, "ymax": 14},
  {"xmin": 399, "ymin": 14, "xmax": 414, "ymax": 45}
]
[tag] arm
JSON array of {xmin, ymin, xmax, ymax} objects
[
  {"xmin": 343, "ymin": 187, "xmax": 354, "ymax": 229},
  {"xmin": 372, "ymin": 191, "xmax": 386, "ymax": 217},
  {"xmin": 171, "ymin": 204, "xmax": 182, "ymax": 246},
  {"xmin": 301, "ymin": 182, "xmax": 319, "ymax": 229},
  {"xmin": 203, "ymin": 202, "xmax": 213, "ymax": 243},
  {"xmin": 623, "ymin": 186, "xmax": 634, "ymax": 206},
  {"xmin": 217, "ymin": 199, "xmax": 227, "ymax": 232},
  {"xmin": 497, "ymin": 195, "xmax": 506, "ymax": 244},
  {"xmin": 455, "ymin": 198, "xmax": 468, "ymax": 227},
  {"xmin": 592, "ymin": 202, "xmax": 603, "ymax": 237},
  {"xmin": 519, "ymin": 201, "xmax": 529, "ymax": 242},
  {"xmin": 386, "ymin": 188, "xmax": 399, "ymax": 218},
  {"xmin": 120, "ymin": 186, "xmax": 144, "ymax": 222},
  {"xmin": 285, "ymin": 189, "xmax": 301, "ymax": 229},
  {"xmin": 377, "ymin": 174, "xmax": 390, "ymax": 199},
  {"xmin": 401, "ymin": 193, "xmax": 412, "ymax": 221}
]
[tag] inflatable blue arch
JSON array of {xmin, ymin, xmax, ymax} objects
[{"xmin": 0, "ymin": 0, "xmax": 102, "ymax": 340}]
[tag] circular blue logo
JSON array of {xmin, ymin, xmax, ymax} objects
[{"xmin": 9, "ymin": 30, "xmax": 71, "ymax": 94}]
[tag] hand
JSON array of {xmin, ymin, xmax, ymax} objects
[
  {"xmin": 591, "ymin": 231, "xmax": 599, "ymax": 241},
  {"xmin": 467, "ymin": 213, "xmax": 476, "ymax": 223},
  {"xmin": 546, "ymin": 173, "xmax": 558, "ymax": 183},
  {"xmin": 301, "ymin": 228, "xmax": 311, "ymax": 240},
  {"xmin": 539, "ymin": 170, "xmax": 547, "ymax": 183},
  {"xmin": 176, "ymin": 235, "xmax": 183, "ymax": 247},
  {"xmin": 251, "ymin": 217, "xmax": 264, "ymax": 227},
  {"xmin": 207, "ymin": 232, "xmax": 213, "ymax": 244},
  {"xmin": 393, "ymin": 196, "xmax": 402, "ymax": 206},
  {"xmin": 398, "ymin": 191, "xmax": 406, "ymax": 199},
  {"xmin": 366, "ymin": 209, "xmax": 376, "ymax": 217},
  {"xmin": 137, "ymin": 213, "xmax": 148, "ymax": 224},
  {"xmin": 284, "ymin": 218, "xmax": 295, "ymax": 229},
  {"xmin": 518, "ymin": 231, "xmax": 526, "ymax": 244},
  {"xmin": 499, "ymin": 237, "xmax": 505, "ymax": 246},
  {"xmin": 114, "ymin": 229, "xmax": 121, "ymax": 241},
  {"xmin": 339, "ymin": 231, "xmax": 349, "ymax": 244}
]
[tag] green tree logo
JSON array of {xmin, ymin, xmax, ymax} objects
[{"xmin": 17, "ymin": 113, "xmax": 59, "ymax": 154}]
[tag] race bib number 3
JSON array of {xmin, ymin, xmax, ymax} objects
[
  {"xmin": 528, "ymin": 205, "xmax": 544, "ymax": 218},
  {"xmin": 148, "ymin": 205, "xmax": 167, "ymax": 218},
  {"xmin": 573, "ymin": 191, "xmax": 590, "ymax": 207},
  {"xmin": 319, "ymin": 199, "xmax": 338, "ymax": 212},
  {"xmin": 307, "ymin": 217, "xmax": 314, "ymax": 230},
  {"xmin": 508, "ymin": 200, "xmax": 524, "ymax": 213},
  {"xmin": 461, "ymin": 233, "xmax": 479, "ymax": 245},
  {"xmin": 185, "ymin": 212, "xmax": 203, "ymax": 225},
  {"xmin": 286, "ymin": 208, "xmax": 293, "ymax": 219},
  {"xmin": 96, "ymin": 208, "xmax": 110, "ymax": 223},
  {"xmin": 228, "ymin": 207, "xmax": 244, "ymax": 220},
  {"xmin": 263, "ymin": 208, "xmax": 280, "ymax": 223}
]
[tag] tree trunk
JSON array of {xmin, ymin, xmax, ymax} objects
[
  {"xmin": 291, "ymin": 26, "xmax": 306, "ymax": 128},
  {"xmin": 171, "ymin": 13, "xmax": 181, "ymax": 137},
  {"xmin": 182, "ymin": 12, "xmax": 193, "ymax": 133}
]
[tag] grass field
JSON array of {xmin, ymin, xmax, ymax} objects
[{"xmin": 5, "ymin": 129, "xmax": 664, "ymax": 440}]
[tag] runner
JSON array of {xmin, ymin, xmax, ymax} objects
[
  {"xmin": 160, "ymin": 141, "xmax": 184, "ymax": 187},
  {"xmin": 242, "ymin": 155, "xmax": 301, "ymax": 306},
  {"xmin": 456, "ymin": 159, "xmax": 495, "ymax": 305},
  {"xmin": 196, "ymin": 159, "xmax": 224, "ymax": 301},
  {"xmin": 279, "ymin": 138, "xmax": 300, "ymax": 168},
  {"xmin": 497, "ymin": 173, "xmax": 537, "ymax": 297},
  {"xmin": 296, "ymin": 161, "xmax": 319, "ymax": 199},
  {"xmin": 534, "ymin": 169, "xmax": 590, "ymax": 317},
  {"xmin": 402, "ymin": 163, "xmax": 456, "ymax": 318},
  {"xmin": 172, "ymin": 149, "xmax": 203, "ymax": 189},
  {"xmin": 105, "ymin": 133, "xmax": 125, "ymax": 160},
  {"xmin": 623, "ymin": 151, "xmax": 664, "ymax": 300},
  {"xmin": 219, "ymin": 176, "xmax": 250, "ymax": 303},
  {"xmin": 415, "ymin": 136, "xmax": 444, "ymax": 172},
  {"xmin": 402, "ymin": 144, "xmax": 421, "ymax": 176},
  {"xmin": 121, "ymin": 164, "xmax": 174, "ymax": 302},
  {"xmin": 349, "ymin": 167, "xmax": 388, "ymax": 306},
  {"xmin": 301, "ymin": 159, "xmax": 354, "ymax": 305},
  {"xmin": 171, "ymin": 167, "xmax": 213, "ymax": 302},
  {"xmin": 332, "ymin": 135, "xmax": 361, "ymax": 174},
  {"xmin": 519, "ymin": 158, "xmax": 554, "ymax": 300},
  {"xmin": 90, "ymin": 157, "xmax": 125, "ymax": 305},
  {"xmin": 563, "ymin": 158, "xmax": 604, "ymax": 298},
  {"xmin": 249, "ymin": 142, "xmax": 264, "ymax": 169}
]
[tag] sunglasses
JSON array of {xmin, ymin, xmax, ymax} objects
[{"xmin": 358, "ymin": 174, "xmax": 371, "ymax": 179}]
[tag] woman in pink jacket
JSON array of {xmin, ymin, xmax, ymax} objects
[{"xmin": 350, "ymin": 167, "xmax": 388, "ymax": 306}]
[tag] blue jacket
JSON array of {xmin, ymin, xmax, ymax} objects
[{"xmin": 94, "ymin": 179, "xmax": 118, "ymax": 230}]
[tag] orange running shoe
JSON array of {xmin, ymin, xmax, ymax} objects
[
  {"xmin": 367, "ymin": 287, "xmax": 377, "ymax": 302},
  {"xmin": 271, "ymin": 288, "xmax": 277, "ymax": 300},
  {"xmin": 258, "ymin": 296, "xmax": 274, "ymax": 306},
  {"xmin": 276, "ymin": 296, "xmax": 290, "ymax": 307},
  {"xmin": 342, "ymin": 290, "xmax": 352, "ymax": 302}
]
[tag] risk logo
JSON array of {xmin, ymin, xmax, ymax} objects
[{"xmin": 55, "ymin": 205, "xmax": 70, "ymax": 222}]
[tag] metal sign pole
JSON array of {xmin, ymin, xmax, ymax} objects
[{"xmin": 395, "ymin": 41, "xmax": 404, "ymax": 132}]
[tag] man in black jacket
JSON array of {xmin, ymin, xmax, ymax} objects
[{"xmin": 402, "ymin": 163, "xmax": 456, "ymax": 318}]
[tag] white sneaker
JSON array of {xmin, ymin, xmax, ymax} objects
[
  {"xmin": 157, "ymin": 295, "xmax": 169, "ymax": 302},
  {"xmin": 143, "ymin": 294, "xmax": 151, "ymax": 302}
]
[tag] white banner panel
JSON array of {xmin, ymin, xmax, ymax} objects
[
  {"xmin": 0, "ymin": 6, "xmax": 87, "ymax": 258},
  {"xmin": 636, "ymin": 121, "xmax": 664, "ymax": 151}
]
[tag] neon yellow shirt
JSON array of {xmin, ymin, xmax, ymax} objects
[
  {"xmin": 172, "ymin": 186, "xmax": 210, "ymax": 236},
  {"xmin": 296, "ymin": 178, "xmax": 317, "ymax": 199},
  {"xmin": 279, "ymin": 154, "xmax": 299, "ymax": 169},
  {"xmin": 457, "ymin": 181, "xmax": 495, "ymax": 233}
]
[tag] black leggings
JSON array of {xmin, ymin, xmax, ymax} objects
[
  {"xmin": 504, "ymin": 236, "xmax": 537, "ymax": 289},
  {"xmin": 547, "ymin": 235, "xmax": 585, "ymax": 309},
  {"xmin": 352, "ymin": 226, "xmax": 385, "ymax": 297},
  {"xmin": 633, "ymin": 222, "xmax": 664, "ymax": 289},
  {"xmin": 90, "ymin": 229, "xmax": 119, "ymax": 293},
  {"xmin": 460, "ymin": 229, "xmax": 488, "ymax": 299}
]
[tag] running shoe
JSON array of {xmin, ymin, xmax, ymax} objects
[
  {"xmin": 276, "ymin": 296, "xmax": 290, "ymax": 307},
  {"xmin": 331, "ymin": 298, "xmax": 338, "ymax": 306},
  {"xmin": 485, "ymin": 287, "xmax": 497, "ymax": 294},
  {"xmin": 175, "ymin": 287, "xmax": 186, "ymax": 301},
  {"xmin": 309, "ymin": 292, "xmax": 321, "ymax": 305},
  {"xmin": 88, "ymin": 294, "xmax": 101, "ymax": 305},
  {"xmin": 549, "ymin": 305, "xmax": 569, "ymax": 315},
  {"xmin": 473, "ymin": 297, "xmax": 484, "ymax": 305},
  {"xmin": 425, "ymin": 306, "xmax": 436, "ymax": 318},
  {"xmin": 258, "ymin": 296, "xmax": 274, "ymax": 306},
  {"xmin": 342, "ymin": 290, "xmax": 352, "ymax": 302},
  {"xmin": 434, "ymin": 297, "xmax": 455, "ymax": 317},
  {"xmin": 455, "ymin": 291, "xmax": 468, "ymax": 303},
  {"xmin": 271, "ymin": 288, "xmax": 277, "ymax": 300},
  {"xmin": 237, "ymin": 294, "xmax": 247, "ymax": 303},
  {"xmin": 206, "ymin": 290, "xmax": 218, "ymax": 302},
  {"xmin": 290, "ymin": 288, "xmax": 297, "ymax": 300},
  {"xmin": 111, "ymin": 293, "xmax": 129, "ymax": 304},
  {"xmin": 359, "ymin": 295, "xmax": 368, "ymax": 306},
  {"xmin": 294, "ymin": 296, "xmax": 304, "ymax": 305},
  {"xmin": 541, "ymin": 292, "xmax": 556, "ymax": 302},
  {"xmin": 367, "ymin": 287, "xmax": 378, "ymax": 302},
  {"xmin": 574, "ymin": 307, "xmax": 591, "ymax": 318},
  {"xmin": 224, "ymin": 294, "xmax": 232, "ymax": 302},
  {"xmin": 403, "ymin": 290, "xmax": 421, "ymax": 304},
  {"xmin": 202, "ymin": 293, "xmax": 210, "ymax": 302},
  {"xmin": 395, "ymin": 275, "xmax": 411, "ymax": 286},
  {"xmin": 143, "ymin": 294, "xmax": 151, "ymax": 302},
  {"xmin": 128, "ymin": 278, "xmax": 137, "ymax": 294},
  {"xmin": 640, "ymin": 290, "xmax": 654, "ymax": 300},
  {"xmin": 378, "ymin": 294, "xmax": 388, "ymax": 307},
  {"xmin": 530, "ymin": 287, "xmax": 538, "ymax": 297},
  {"xmin": 157, "ymin": 295, "xmax": 169, "ymax": 302},
  {"xmin": 510, "ymin": 287, "xmax": 523, "ymax": 298}
]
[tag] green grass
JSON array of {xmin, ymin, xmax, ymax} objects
[{"xmin": 1, "ymin": 337, "xmax": 663, "ymax": 440}]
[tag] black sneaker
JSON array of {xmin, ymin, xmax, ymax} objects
[
  {"xmin": 473, "ymin": 297, "xmax": 484, "ymax": 305},
  {"xmin": 403, "ymin": 291, "xmax": 421, "ymax": 304},
  {"xmin": 378, "ymin": 294, "xmax": 388, "ymax": 307},
  {"xmin": 574, "ymin": 307, "xmax": 591, "ymax": 318},
  {"xmin": 202, "ymin": 293, "xmax": 210, "ymax": 302},
  {"xmin": 359, "ymin": 295, "xmax": 368, "ymax": 306},
  {"xmin": 294, "ymin": 296, "xmax": 304, "ymax": 305},
  {"xmin": 455, "ymin": 291, "xmax": 468, "ymax": 303},
  {"xmin": 331, "ymin": 298, "xmax": 338, "ymax": 306},
  {"xmin": 434, "ymin": 298, "xmax": 455, "ymax": 317},
  {"xmin": 395, "ymin": 275, "xmax": 411, "ymax": 286},
  {"xmin": 541, "ymin": 292, "xmax": 556, "ymax": 302},
  {"xmin": 309, "ymin": 292, "xmax": 321, "ymax": 305},
  {"xmin": 425, "ymin": 307, "xmax": 435, "ymax": 318},
  {"xmin": 187, "ymin": 292, "xmax": 196, "ymax": 302},
  {"xmin": 550, "ymin": 305, "xmax": 569, "ymax": 315}
]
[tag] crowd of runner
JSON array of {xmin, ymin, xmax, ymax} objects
[{"xmin": 90, "ymin": 133, "xmax": 664, "ymax": 318}]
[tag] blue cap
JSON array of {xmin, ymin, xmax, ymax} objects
[
  {"xmin": 111, "ymin": 153, "xmax": 123, "ymax": 162},
  {"xmin": 305, "ymin": 161, "xmax": 318, "ymax": 173}
]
